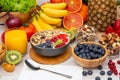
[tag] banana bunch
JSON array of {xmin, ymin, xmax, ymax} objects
[{"xmin": 32, "ymin": 2, "xmax": 68, "ymax": 32}]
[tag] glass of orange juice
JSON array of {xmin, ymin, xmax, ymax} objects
[{"xmin": 5, "ymin": 29, "xmax": 28, "ymax": 55}]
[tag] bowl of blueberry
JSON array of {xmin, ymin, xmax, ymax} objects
[
  {"xmin": 30, "ymin": 30, "xmax": 70, "ymax": 57},
  {"xmin": 72, "ymin": 42, "xmax": 108, "ymax": 68}
]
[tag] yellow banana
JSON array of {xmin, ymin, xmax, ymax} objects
[
  {"xmin": 38, "ymin": 11, "xmax": 62, "ymax": 25},
  {"xmin": 32, "ymin": 17, "xmax": 43, "ymax": 32},
  {"xmin": 41, "ymin": 2, "xmax": 67, "ymax": 10},
  {"xmin": 41, "ymin": 7, "xmax": 68, "ymax": 18},
  {"xmin": 36, "ymin": 15, "xmax": 54, "ymax": 30}
]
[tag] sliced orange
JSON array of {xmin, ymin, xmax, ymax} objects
[
  {"xmin": 63, "ymin": 13, "xmax": 83, "ymax": 30},
  {"xmin": 64, "ymin": 0, "xmax": 82, "ymax": 13},
  {"xmin": 78, "ymin": 4, "xmax": 88, "ymax": 22}
]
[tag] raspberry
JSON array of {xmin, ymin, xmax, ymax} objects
[
  {"xmin": 62, "ymin": 38, "xmax": 68, "ymax": 43},
  {"xmin": 51, "ymin": 36, "xmax": 58, "ymax": 42},
  {"xmin": 57, "ymin": 34, "xmax": 67, "ymax": 39}
]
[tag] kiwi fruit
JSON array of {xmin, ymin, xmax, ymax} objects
[
  {"xmin": 6, "ymin": 50, "xmax": 22, "ymax": 65},
  {"xmin": 65, "ymin": 30, "xmax": 75, "ymax": 43}
]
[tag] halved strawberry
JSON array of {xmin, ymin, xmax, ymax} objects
[{"xmin": 105, "ymin": 26, "xmax": 114, "ymax": 34}]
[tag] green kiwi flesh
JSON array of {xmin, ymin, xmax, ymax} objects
[
  {"xmin": 65, "ymin": 30, "xmax": 75, "ymax": 42},
  {"xmin": 6, "ymin": 50, "xmax": 22, "ymax": 64}
]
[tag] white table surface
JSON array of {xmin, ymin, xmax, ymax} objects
[
  {"xmin": 0, "ymin": 0, "xmax": 120, "ymax": 80},
  {"xmin": 0, "ymin": 24, "xmax": 120, "ymax": 80}
]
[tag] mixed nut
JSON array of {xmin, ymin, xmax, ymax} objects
[
  {"xmin": 76, "ymin": 25, "xmax": 97, "ymax": 42},
  {"xmin": 31, "ymin": 30, "xmax": 58, "ymax": 46},
  {"xmin": 98, "ymin": 33, "xmax": 120, "ymax": 57}
]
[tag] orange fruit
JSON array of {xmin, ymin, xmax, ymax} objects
[
  {"xmin": 64, "ymin": 0, "xmax": 82, "ymax": 13},
  {"xmin": 78, "ymin": 4, "xmax": 88, "ymax": 22},
  {"xmin": 63, "ymin": 13, "xmax": 83, "ymax": 30}
]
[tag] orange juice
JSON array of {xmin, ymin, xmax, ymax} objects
[{"xmin": 5, "ymin": 30, "xmax": 28, "ymax": 55}]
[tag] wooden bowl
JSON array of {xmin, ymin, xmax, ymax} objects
[
  {"xmin": 0, "ymin": 43, "xmax": 6, "ymax": 63},
  {"xmin": 72, "ymin": 42, "xmax": 108, "ymax": 68},
  {"xmin": 0, "ymin": 12, "xmax": 32, "ymax": 24}
]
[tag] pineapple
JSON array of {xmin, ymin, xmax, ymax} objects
[{"xmin": 87, "ymin": 0, "xmax": 117, "ymax": 32}]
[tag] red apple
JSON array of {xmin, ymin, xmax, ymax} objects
[
  {"xmin": 1, "ymin": 31, "xmax": 5, "ymax": 43},
  {"xmin": 50, "ymin": 0, "xmax": 64, "ymax": 3}
]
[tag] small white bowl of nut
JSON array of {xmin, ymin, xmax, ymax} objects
[{"xmin": 76, "ymin": 24, "xmax": 97, "ymax": 43}]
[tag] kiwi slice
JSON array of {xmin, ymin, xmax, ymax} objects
[
  {"xmin": 6, "ymin": 50, "xmax": 22, "ymax": 65},
  {"xmin": 65, "ymin": 30, "xmax": 75, "ymax": 42}
]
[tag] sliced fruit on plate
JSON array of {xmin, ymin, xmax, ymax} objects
[
  {"xmin": 64, "ymin": 0, "xmax": 82, "ymax": 13},
  {"xmin": 6, "ymin": 50, "xmax": 22, "ymax": 65},
  {"xmin": 63, "ymin": 13, "xmax": 83, "ymax": 30}
]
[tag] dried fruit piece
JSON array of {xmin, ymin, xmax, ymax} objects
[{"xmin": 2, "ymin": 62, "xmax": 15, "ymax": 72}]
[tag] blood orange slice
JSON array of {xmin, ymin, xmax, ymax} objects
[
  {"xmin": 64, "ymin": 0, "xmax": 82, "ymax": 13},
  {"xmin": 63, "ymin": 13, "xmax": 83, "ymax": 30}
]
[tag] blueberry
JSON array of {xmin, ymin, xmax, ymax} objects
[
  {"xmin": 93, "ymin": 48, "xmax": 98, "ymax": 53},
  {"xmin": 86, "ymin": 55, "xmax": 92, "ymax": 59},
  {"xmin": 100, "ymin": 70, "xmax": 105, "ymax": 75},
  {"xmin": 39, "ymin": 43, "xmax": 46, "ymax": 48},
  {"xmin": 82, "ymin": 44, "xmax": 88, "ymax": 47},
  {"xmin": 82, "ymin": 71, "xmax": 87, "ymax": 76},
  {"xmin": 107, "ymin": 77, "xmax": 112, "ymax": 80},
  {"xmin": 82, "ymin": 55, "xmax": 87, "ymax": 59},
  {"xmin": 84, "ymin": 49, "xmax": 89, "ymax": 53},
  {"xmin": 77, "ymin": 43, "xmax": 83, "ymax": 49},
  {"xmin": 107, "ymin": 71, "xmax": 112, "ymax": 76},
  {"xmin": 80, "ymin": 49, "xmax": 85, "ymax": 54},
  {"xmin": 97, "ymin": 54, "xmax": 102, "ymax": 58},
  {"xmin": 90, "ymin": 52, "xmax": 95, "ymax": 58},
  {"xmin": 96, "ymin": 45, "xmax": 101, "ymax": 49},
  {"xmin": 97, "ymin": 65, "xmax": 103, "ymax": 70},
  {"xmin": 78, "ymin": 54, "xmax": 82, "ymax": 58},
  {"xmin": 88, "ymin": 46, "xmax": 93, "ymax": 51},
  {"xmin": 75, "ymin": 51, "xmax": 80, "ymax": 56},
  {"xmin": 46, "ymin": 43, "xmax": 52, "ymax": 48},
  {"xmin": 95, "ymin": 76, "xmax": 101, "ymax": 80},
  {"xmin": 87, "ymin": 70, "xmax": 93, "ymax": 75},
  {"xmin": 74, "ymin": 47, "xmax": 79, "ymax": 52},
  {"xmin": 94, "ymin": 54, "xmax": 99, "ymax": 59},
  {"xmin": 98, "ymin": 49, "xmax": 102, "ymax": 53},
  {"xmin": 101, "ymin": 48, "xmax": 105, "ymax": 55}
]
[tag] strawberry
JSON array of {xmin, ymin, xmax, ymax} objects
[
  {"xmin": 113, "ymin": 19, "xmax": 120, "ymax": 30},
  {"xmin": 105, "ymin": 26, "xmax": 114, "ymax": 34}
]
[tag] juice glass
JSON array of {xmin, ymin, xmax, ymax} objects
[{"xmin": 5, "ymin": 30, "xmax": 28, "ymax": 55}]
